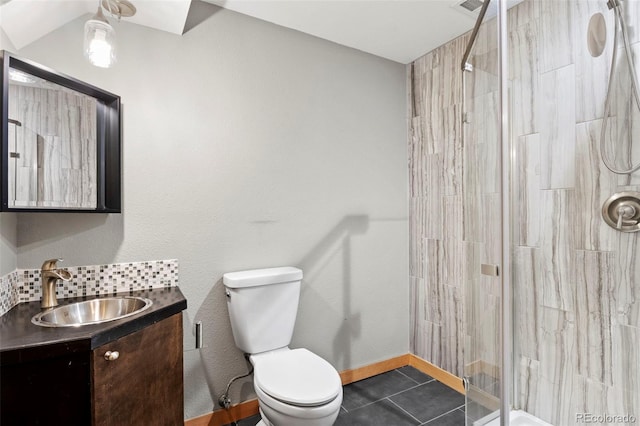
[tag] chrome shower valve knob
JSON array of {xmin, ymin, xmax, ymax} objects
[{"xmin": 602, "ymin": 192, "xmax": 640, "ymax": 232}]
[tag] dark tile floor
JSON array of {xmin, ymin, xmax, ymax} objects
[{"xmin": 230, "ymin": 366, "xmax": 466, "ymax": 426}]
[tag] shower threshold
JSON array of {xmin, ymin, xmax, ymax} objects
[{"xmin": 478, "ymin": 409, "xmax": 553, "ymax": 426}]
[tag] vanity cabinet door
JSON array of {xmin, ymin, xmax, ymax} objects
[
  {"xmin": 0, "ymin": 351, "xmax": 91, "ymax": 425},
  {"xmin": 91, "ymin": 314, "xmax": 183, "ymax": 426}
]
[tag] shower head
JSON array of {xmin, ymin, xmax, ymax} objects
[
  {"xmin": 607, "ymin": 0, "xmax": 620, "ymax": 10},
  {"xmin": 8, "ymin": 118, "xmax": 22, "ymax": 127}
]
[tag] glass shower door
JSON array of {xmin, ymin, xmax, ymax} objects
[
  {"xmin": 509, "ymin": 0, "xmax": 640, "ymax": 424},
  {"xmin": 461, "ymin": 1, "xmax": 640, "ymax": 425},
  {"xmin": 462, "ymin": 1, "xmax": 504, "ymax": 425}
]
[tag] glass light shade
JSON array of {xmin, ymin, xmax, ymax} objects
[{"xmin": 84, "ymin": 18, "xmax": 116, "ymax": 68}]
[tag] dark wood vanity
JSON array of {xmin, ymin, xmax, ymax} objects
[{"xmin": 0, "ymin": 287, "xmax": 186, "ymax": 425}]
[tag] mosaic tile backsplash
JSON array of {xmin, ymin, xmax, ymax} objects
[{"xmin": 0, "ymin": 259, "xmax": 178, "ymax": 316}]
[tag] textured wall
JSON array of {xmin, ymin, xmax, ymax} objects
[
  {"xmin": 4, "ymin": 2, "xmax": 408, "ymax": 420},
  {"xmin": 0, "ymin": 213, "xmax": 17, "ymax": 276},
  {"xmin": 410, "ymin": 0, "xmax": 640, "ymax": 424}
]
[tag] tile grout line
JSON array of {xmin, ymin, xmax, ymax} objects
[
  {"xmin": 420, "ymin": 405, "xmax": 466, "ymax": 425},
  {"xmin": 386, "ymin": 397, "xmax": 424, "ymax": 425},
  {"xmin": 345, "ymin": 379, "xmax": 434, "ymax": 412}
]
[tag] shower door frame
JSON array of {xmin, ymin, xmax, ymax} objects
[{"xmin": 497, "ymin": 1, "xmax": 511, "ymax": 425}]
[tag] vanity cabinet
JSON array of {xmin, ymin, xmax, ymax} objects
[
  {"xmin": 0, "ymin": 313, "xmax": 183, "ymax": 425},
  {"xmin": 92, "ymin": 313, "xmax": 183, "ymax": 425},
  {"xmin": 0, "ymin": 347, "xmax": 92, "ymax": 424}
]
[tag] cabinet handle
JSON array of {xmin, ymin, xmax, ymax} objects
[{"xmin": 104, "ymin": 350, "xmax": 120, "ymax": 361}]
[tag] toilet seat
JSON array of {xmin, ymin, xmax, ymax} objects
[{"xmin": 253, "ymin": 348, "xmax": 342, "ymax": 407}]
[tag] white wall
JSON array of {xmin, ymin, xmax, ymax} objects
[
  {"xmin": 0, "ymin": 213, "xmax": 17, "ymax": 275},
  {"xmin": 6, "ymin": 2, "xmax": 408, "ymax": 419}
]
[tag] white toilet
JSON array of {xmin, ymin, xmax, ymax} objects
[{"xmin": 223, "ymin": 267, "xmax": 343, "ymax": 426}]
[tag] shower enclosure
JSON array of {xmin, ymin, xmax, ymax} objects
[{"xmin": 459, "ymin": 0, "xmax": 640, "ymax": 425}]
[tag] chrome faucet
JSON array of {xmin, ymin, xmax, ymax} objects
[{"xmin": 40, "ymin": 258, "xmax": 72, "ymax": 309}]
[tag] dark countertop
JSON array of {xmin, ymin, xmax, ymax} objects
[{"xmin": 0, "ymin": 287, "xmax": 187, "ymax": 365}]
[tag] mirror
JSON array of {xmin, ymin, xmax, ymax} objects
[{"xmin": 1, "ymin": 51, "xmax": 121, "ymax": 212}]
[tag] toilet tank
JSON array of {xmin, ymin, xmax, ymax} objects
[{"xmin": 223, "ymin": 267, "xmax": 303, "ymax": 354}]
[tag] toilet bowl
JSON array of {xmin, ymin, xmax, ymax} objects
[
  {"xmin": 223, "ymin": 267, "xmax": 343, "ymax": 426},
  {"xmin": 251, "ymin": 348, "xmax": 343, "ymax": 426}
]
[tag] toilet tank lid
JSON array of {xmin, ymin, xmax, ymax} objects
[{"xmin": 223, "ymin": 267, "xmax": 303, "ymax": 288}]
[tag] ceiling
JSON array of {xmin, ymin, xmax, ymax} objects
[
  {"xmin": 0, "ymin": 0, "xmax": 515, "ymax": 64},
  {"xmin": 200, "ymin": 0, "xmax": 481, "ymax": 63}
]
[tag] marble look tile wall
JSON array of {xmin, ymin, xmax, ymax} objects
[
  {"xmin": 0, "ymin": 259, "xmax": 179, "ymax": 316},
  {"xmin": 409, "ymin": 0, "xmax": 640, "ymax": 424},
  {"xmin": 409, "ymin": 32, "xmax": 471, "ymax": 379}
]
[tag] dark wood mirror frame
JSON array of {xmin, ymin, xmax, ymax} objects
[{"xmin": 1, "ymin": 51, "xmax": 121, "ymax": 213}]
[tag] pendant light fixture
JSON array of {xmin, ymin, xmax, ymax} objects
[{"xmin": 84, "ymin": 0, "xmax": 136, "ymax": 68}]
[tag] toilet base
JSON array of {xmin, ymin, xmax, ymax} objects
[{"xmin": 255, "ymin": 407, "xmax": 270, "ymax": 426}]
